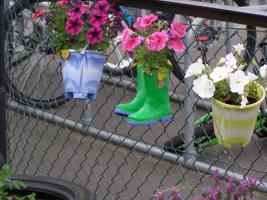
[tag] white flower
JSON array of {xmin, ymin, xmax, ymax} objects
[
  {"xmin": 224, "ymin": 53, "xmax": 237, "ymax": 70},
  {"xmin": 240, "ymin": 95, "xmax": 248, "ymax": 108},
  {"xmin": 210, "ymin": 67, "xmax": 231, "ymax": 83},
  {"xmin": 185, "ymin": 59, "xmax": 205, "ymax": 78},
  {"xmin": 247, "ymin": 72, "xmax": 258, "ymax": 81},
  {"xmin": 229, "ymin": 70, "xmax": 249, "ymax": 94},
  {"xmin": 233, "ymin": 43, "xmax": 245, "ymax": 56},
  {"xmin": 260, "ymin": 64, "xmax": 267, "ymax": 78},
  {"xmin": 193, "ymin": 74, "xmax": 215, "ymax": 98}
]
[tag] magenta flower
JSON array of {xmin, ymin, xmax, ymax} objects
[
  {"xmin": 86, "ymin": 26, "xmax": 104, "ymax": 44},
  {"xmin": 122, "ymin": 36, "xmax": 142, "ymax": 52},
  {"xmin": 133, "ymin": 17, "xmax": 142, "ymax": 30},
  {"xmin": 121, "ymin": 29, "xmax": 133, "ymax": 41},
  {"xmin": 248, "ymin": 177, "xmax": 257, "ymax": 188},
  {"xmin": 89, "ymin": 11, "xmax": 108, "ymax": 27},
  {"xmin": 94, "ymin": 0, "xmax": 110, "ymax": 13},
  {"xmin": 167, "ymin": 37, "xmax": 185, "ymax": 52},
  {"xmin": 65, "ymin": 17, "xmax": 84, "ymax": 36},
  {"xmin": 152, "ymin": 189, "xmax": 165, "ymax": 200},
  {"xmin": 238, "ymin": 180, "xmax": 248, "ymax": 197},
  {"xmin": 67, "ymin": 3, "xmax": 88, "ymax": 17},
  {"xmin": 110, "ymin": 4, "xmax": 123, "ymax": 19},
  {"xmin": 133, "ymin": 14, "xmax": 158, "ymax": 30},
  {"xmin": 59, "ymin": 0, "xmax": 70, "ymax": 6},
  {"xmin": 140, "ymin": 14, "xmax": 158, "ymax": 28},
  {"xmin": 225, "ymin": 176, "xmax": 234, "ymax": 193},
  {"xmin": 146, "ymin": 32, "xmax": 169, "ymax": 51},
  {"xmin": 170, "ymin": 22, "xmax": 186, "ymax": 38},
  {"xmin": 170, "ymin": 186, "xmax": 181, "ymax": 200}
]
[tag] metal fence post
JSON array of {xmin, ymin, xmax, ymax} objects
[
  {"xmin": 0, "ymin": 0, "xmax": 7, "ymax": 166},
  {"xmin": 82, "ymin": 100, "xmax": 92, "ymax": 132},
  {"xmin": 183, "ymin": 17, "xmax": 197, "ymax": 165}
]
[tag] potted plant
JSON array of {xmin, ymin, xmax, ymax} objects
[
  {"xmin": 0, "ymin": 164, "xmax": 95, "ymax": 200},
  {"xmin": 115, "ymin": 14, "xmax": 186, "ymax": 125},
  {"xmin": 33, "ymin": 0, "xmax": 123, "ymax": 100},
  {"xmin": 185, "ymin": 43, "xmax": 266, "ymax": 147}
]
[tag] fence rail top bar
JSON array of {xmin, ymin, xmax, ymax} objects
[{"xmin": 113, "ymin": 0, "xmax": 267, "ymax": 28}]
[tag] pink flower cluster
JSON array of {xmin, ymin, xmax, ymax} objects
[
  {"xmin": 62, "ymin": 0, "xmax": 123, "ymax": 45},
  {"xmin": 122, "ymin": 14, "xmax": 186, "ymax": 53}
]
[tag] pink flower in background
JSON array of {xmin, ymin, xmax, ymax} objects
[
  {"xmin": 89, "ymin": 11, "xmax": 108, "ymax": 26},
  {"xmin": 140, "ymin": 14, "xmax": 158, "ymax": 28},
  {"xmin": 133, "ymin": 17, "xmax": 142, "ymax": 30},
  {"xmin": 65, "ymin": 17, "xmax": 84, "ymax": 36},
  {"xmin": 94, "ymin": 0, "xmax": 110, "ymax": 13},
  {"xmin": 122, "ymin": 36, "xmax": 142, "ymax": 52},
  {"xmin": 121, "ymin": 29, "xmax": 133, "ymax": 41},
  {"xmin": 167, "ymin": 37, "xmax": 185, "ymax": 52},
  {"xmin": 110, "ymin": 4, "xmax": 123, "ymax": 19},
  {"xmin": 86, "ymin": 26, "xmax": 104, "ymax": 44},
  {"xmin": 170, "ymin": 22, "xmax": 186, "ymax": 38},
  {"xmin": 146, "ymin": 32, "xmax": 169, "ymax": 51},
  {"xmin": 67, "ymin": 3, "xmax": 88, "ymax": 17},
  {"xmin": 59, "ymin": 0, "xmax": 70, "ymax": 6},
  {"xmin": 133, "ymin": 14, "xmax": 158, "ymax": 30}
]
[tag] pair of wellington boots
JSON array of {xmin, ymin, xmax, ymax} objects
[{"xmin": 115, "ymin": 66, "xmax": 172, "ymax": 126}]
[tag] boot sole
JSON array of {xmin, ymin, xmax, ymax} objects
[
  {"xmin": 114, "ymin": 108, "xmax": 130, "ymax": 116},
  {"xmin": 127, "ymin": 115, "xmax": 172, "ymax": 126}
]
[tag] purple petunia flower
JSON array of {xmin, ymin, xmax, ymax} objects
[
  {"xmin": 225, "ymin": 176, "xmax": 234, "ymax": 193},
  {"xmin": 238, "ymin": 180, "xmax": 248, "ymax": 197},
  {"xmin": 152, "ymin": 189, "xmax": 165, "ymax": 200},
  {"xmin": 88, "ymin": 10, "xmax": 108, "ymax": 27},
  {"xmin": 170, "ymin": 186, "xmax": 181, "ymax": 200},
  {"xmin": 86, "ymin": 26, "xmax": 104, "ymax": 44},
  {"xmin": 65, "ymin": 16, "xmax": 84, "ymax": 36},
  {"xmin": 248, "ymin": 177, "xmax": 258, "ymax": 188},
  {"xmin": 94, "ymin": 0, "xmax": 110, "ymax": 13},
  {"xmin": 67, "ymin": 2, "xmax": 88, "ymax": 17}
]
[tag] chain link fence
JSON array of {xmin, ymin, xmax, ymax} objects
[{"xmin": 3, "ymin": 0, "xmax": 267, "ymax": 199}]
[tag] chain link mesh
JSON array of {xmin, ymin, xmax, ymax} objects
[{"xmin": 4, "ymin": 1, "xmax": 267, "ymax": 199}]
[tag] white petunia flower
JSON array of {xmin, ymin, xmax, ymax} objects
[
  {"xmin": 247, "ymin": 72, "xmax": 258, "ymax": 81},
  {"xmin": 210, "ymin": 67, "xmax": 231, "ymax": 83},
  {"xmin": 185, "ymin": 59, "xmax": 206, "ymax": 78},
  {"xmin": 192, "ymin": 74, "xmax": 215, "ymax": 98},
  {"xmin": 260, "ymin": 64, "xmax": 267, "ymax": 78},
  {"xmin": 229, "ymin": 70, "xmax": 249, "ymax": 94},
  {"xmin": 224, "ymin": 53, "xmax": 237, "ymax": 71},
  {"xmin": 240, "ymin": 95, "xmax": 248, "ymax": 108},
  {"xmin": 233, "ymin": 43, "xmax": 245, "ymax": 56}
]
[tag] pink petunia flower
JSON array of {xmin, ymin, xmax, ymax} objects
[
  {"xmin": 67, "ymin": 3, "xmax": 88, "ymax": 17},
  {"xmin": 110, "ymin": 4, "xmax": 123, "ymax": 19},
  {"xmin": 89, "ymin": 11, "xmax": 108, "ymax": 27},
  {"xmin": 167, "ymin": 37, "xmax": 185, "ymax": 52},
  {"xmin": 121, "ymin": 29, "xmax": 133, "ymax": 42},
  {"xmin": 65, "ymin": 17, "xmax": 84, "ymax": 36},
  {"xmin": 170, "ymin": 22, "xmax": 186, "ymax": 38},
  {"xmin": 133, "ymin": 17, "xmax": 142, "ymax": 30},
  {"xmin": 146, "ymin": 32, "xmax": 169, "ymax": 51},
  {"xmin": 133, "ymin": 14, "xmax": 158, "ymax": 30},
  {"xmin": 86, "ymin": 26, "xmax": 104, "ymax": 44},
  {"xmin": 94, "ymin": 0, "xmax": 110, "ymax": 13},
  {"xmin": 59, "ymin": 0, "xmax": 70, "ymax": 6},
  {"xmin": 122, "ymin": 36, "xmax": 142, "ymax": 52},
  {"xmin": 140, "ymin": 14, "xmax": 158, "ymax": 29}
]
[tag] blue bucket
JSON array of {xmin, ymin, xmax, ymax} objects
[{"xmin": 61, "ymin": 50, "xmax": 105, "ymax": 100}]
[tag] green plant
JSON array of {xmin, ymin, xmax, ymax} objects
[{"xmin": 0, "ymin": 165, "xmax": 35, "ymax": 200}]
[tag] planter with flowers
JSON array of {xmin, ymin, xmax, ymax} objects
[
  {"xmin": 35, "ymin": 0, "xmax": 122, "ymax": 99},
  {"xmin": 186, "ymin": 44, "xmax": 266, "ymax": 147},
  {"xmin": 115, "ymin": 14, "xmax": 186, "ymax": 125}
]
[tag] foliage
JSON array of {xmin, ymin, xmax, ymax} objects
[{"xmin": 0, "ymin": 165, "xmax": 35, "ymax": 200}]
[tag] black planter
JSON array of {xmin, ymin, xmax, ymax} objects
[{"xmin": 10, "ymin": 175, "xmax": 96, "ymax": 200}]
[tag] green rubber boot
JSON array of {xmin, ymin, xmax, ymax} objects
[
  {"xmin": 114, "ymin": 66, "xmax": 146, "ymax": 116},
  {"xmin": 127, "ymin": 71, "xmax": 172, "ymax": 125}
]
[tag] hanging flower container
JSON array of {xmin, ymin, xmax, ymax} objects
[
  {"xmin": 61, "ymin": 50, "xmax": 105, "ymax": 99},
  {"xmin": 32, "ymin": 0, "xmax": 124, "ymax": 99},
  {"xmin": 212, "ymin": 85, "xmax": 265, "ymax": 147},
  {"xmin": 186, "ymin": 43, "xmax": 267, "ymax": 147}
]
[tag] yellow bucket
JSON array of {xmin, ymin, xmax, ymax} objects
[{"xmin": 212, "ymin": 85, "xmax": 265, "ymax": 147}]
